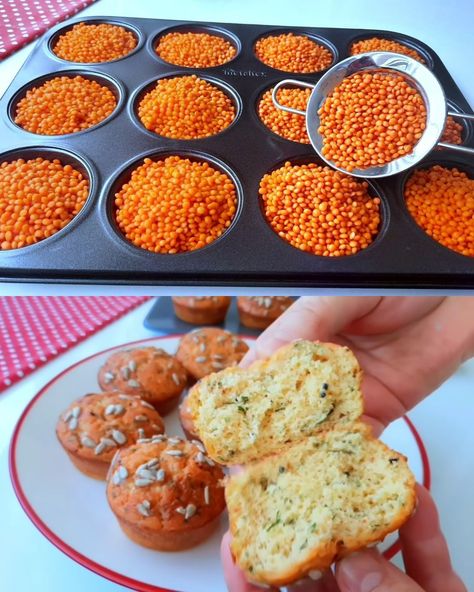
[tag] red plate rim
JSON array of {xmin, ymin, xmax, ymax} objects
[{"xmin": 9, "ymin": 334, "xmax": 431, "ymax": 592}]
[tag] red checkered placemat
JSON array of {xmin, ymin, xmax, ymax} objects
[
  {"xmin": 0, "ymin": 0, "xmax": 96, "ymax": 60},
  {"xmin": 0, "ymin": 296, "xmax": 150, "ymax": 392}
]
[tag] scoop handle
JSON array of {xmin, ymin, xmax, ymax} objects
[
  {"xmin": 271, "ymin": 80, "xmax": 315, "ymax": 116},
  {"xmin": 437, "ymin": 111, "xmax": 474, "ymax": 154}
]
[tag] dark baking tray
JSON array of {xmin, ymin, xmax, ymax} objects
[
  {"xmin": 143, "ymin": 297, "xmax": 262, "ymax": 336},
  {"xmin": 0, "ymin": 16, "xmax": 473, "ymax": 288}
]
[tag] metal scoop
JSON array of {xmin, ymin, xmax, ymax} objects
[{"xmin": 272, "ymin": 51, "xmax": 474, "ymax": 178}]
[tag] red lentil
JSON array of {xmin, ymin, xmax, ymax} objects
[
  {"xmin": 115, "ymin": 156, "xmax": 237, "ymax": 254},
  {"xmin": 137, "ymin": 75, "xmax": 235, "ymax": 140},
  {"xmin": 350, "ymin": 37, "xmax": 425, "ymax": 63},
  {"xmin": 318, "ymin": 72, "xmax": 427, "ymax": 171},
  {"xmin": 405, "ymin": 165, "xmax": 474, "ymax": 257},
  {"xmin": 156, "ymin": 31, "xmax": 236, "ymax": 68},
  {"xmin": 260, "ymin": 161, "xmax": 381, "ymax": 256},
  {"xmin": 14, "ymin": 75, "xmax": 116, "ymax": 136},
  {"xmin": 0, "ymin": 157, "xmax": 89, "ymax": 250},
  {"xmin": 255, "ymin": 33, "xmax": 333, "ymax": 73},
  {"xmin": 258, "ymin": 87, "xmax": 310, "ymax": 143},
  {"xmin": 53, "ymin": 22, "xmax": 137, "ymax": 63},
  {"xmin": 439, "ymin": 115, "xmax": 463, "ymax": 146}
]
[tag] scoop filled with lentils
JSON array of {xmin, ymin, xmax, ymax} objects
[{"xmin": 318, "ymin": 72, "xmax": 427, "ymax": 171}]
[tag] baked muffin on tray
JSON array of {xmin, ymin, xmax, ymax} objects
[
  {"xmin": 106, "ymin": 435, "xmax": 226, "ymax": 551},
  {"xmin": 56, "ymin": 392, "xmax": 165, "ymax": 479},
  {"xmin": 237, "ymin": 296, "xmax": 294, "ymax": 329},
  {"xmin": 176, "ymin": 327, "xmax": 249, "ymax": 381},
  {"xmin": 98, "ymin": 346, "xmax": 187, "ymax": 415},
  {"xmin": 172, "ymin": 296, "xmax": 232, "ymax": 325}
]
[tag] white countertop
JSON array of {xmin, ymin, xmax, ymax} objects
[
  {"xmin": 0, "ymin": 298, "xmax": 473, "ymax": 591},
  {"xmin": 0, "ymin": 0, "xmax": 473, "ymax": 295}
]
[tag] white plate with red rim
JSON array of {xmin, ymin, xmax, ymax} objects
[{"xmin": 9, "ymin": 335, "xmax": 430, "ymax": 592}]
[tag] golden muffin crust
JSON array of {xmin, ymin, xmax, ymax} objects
[
  {"xmin": 107, "ymin": 436, "xmax": 226, "ymax": 550},
  {"xmin": 237, "ymin": 296, "xmax": 294, "ymax": 329},
  {"xmin": 176, "ymin": 327, "xmax": 249, "ymax": 381},
  {"xmin": 179, "ymin": 393, "xmax": 200, "ymax": 440},
  {"xmin": 98, "ymin": 346, "xmax": 187, "ymax": 413},
  {"xmin": 172, "ymin": 296, "xmax": 232, "ymax": 325},
  {"xmin": 56, "ymin": 392, "xmax": 165, "ymax": 478}
]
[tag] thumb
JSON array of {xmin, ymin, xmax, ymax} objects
[{"xmin": 335, "ymin": 549, "xmax": 424, "ymax": 592}]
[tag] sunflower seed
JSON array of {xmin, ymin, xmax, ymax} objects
[
  {"xmin": 137, "ymin": 438, "xmax": 151, "ymax": 444},
  {"xmin": 103, "ymin": 372, "xmax": 115, "ymax": 384},
  {"xmin": 213, "ymin": 354, "xmax": 225, "ymax": 361},
  {"xmin": 118, "ymin": 394, "xmax": 133, "ymax": 400},
  {"xmin": 68, "ymin": 417, "xmax": 78, "ymax": 430},
  {"xmin": 151, "ymin": 434, "xmax": 166, "ymax": 443},
  {"xmin": 185, "ymin": 504, "xmax": 196, "ymax": 520},
  {"xmin": 121, "ymin": 367, "xmax": 130, "ymax": 380},
  {"xmin": 195, "ymin": 356, "xmax": 207, "ymax": 363},
  {"xmin": 105, "ymin": 404, "xmax": 125, "ymax": 417},
  {"xmin": 176, "ymin": 506, "xmax": 186, "ymax": 515},
  {"xmin": 95, "ymin": 442, "xmax": 107, "ymax": 455},
  {"xmin": 128, "ymin": 379, "xmax": 141, "ymax": 389},
  {"xmin": 102, "ymin": 438, "xmax": 116, "ymax": 448},
  {"xmin": 118, "ymin": 466, "xmax": 128, "ymax": 480},
  {"xmin": 112, "ymin": 430, "xmax": 127, "ymax": 445},
  {"xmin": 134, "ymin": 415, "xmax": 148, "ymax": 423},
  {"xmin": 145, "ymin": 458, "xmax": 160, "ymax": 469},
  {"xmin": 141, "ymin": 401, "xmax": 155, "ymax": 410},
  {"xmin": 191, "ymin": 440, "xmax": 206, "ymax": 453},
  {"xmin": 136, "ymin": 468, "xmax": 156, "ymax": 481},
  {"xmin": 156, "ymin": 468, "xmax": 165, "ymax": 482},
  {"xmin": 165, "ymin": 450, "xmax": 184, "ymax": 457},
  {"xmin": 196, "ymin": 452, "xmax": 214, "ymax": 466},
  {"xmin": 168, "ymin": 437, "xmax": 181, "ymax": 445},
  {"xmin": 211, "ymin": 362, "xmax": 225, "ymax": 370},
  {"xmin": 137, "ymin": 502, "xmax": 151, "ymax": 517},
  {"xmin": 63, "ymin": 410, "xmax": 73, "ymax": 423},
  {"xmin": 128, "ymin": 360, "xmax": 137, "ymax": 372},
  {"xmin": 171, "ymin": 373, "xmax": 180, "ymax": 386},
  {"xmin": 112, "ymin": 472, "xmax": 121, "ymax": 485},
  {"xmin": 135, "ymin": 478, "xmax": 154, "ymax": 487},
  {"xmin": 199, "ymin": 343, "xmax": 206, "ymax": 353},
  {"xmin": 81, "ymin": 435, "xmax": 96, "ymax": 448},
  {"xmin": 204, "ymin": 486, "xmax": 210, "ymax": 505},
  {"xmin": 137, "ymin": 428, "xmax": 146, "ymax": 439}
]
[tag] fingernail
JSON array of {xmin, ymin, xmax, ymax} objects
[{"xmin": 338, "ymin": 551, "xmax": 384, "ymax": 592}]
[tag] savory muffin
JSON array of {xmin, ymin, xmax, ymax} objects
[
  {"xmin": 172, "ymin": 296, "xmax": 232, "ymax": 325},
  {"xmin": 106, "ymin": 435, "xmax": 226, "ymax": 550},
  {"xmin": 98, "ymin": 346, "xmax": 187, "ymax": 415},
  {"xmin": 56, "ymin": 392, "xmax": 165, "ymax": 479},
  {"xmin": 176, "ymin": 327, "xmax": 249, "ymax": 381},
  {"xmin": 237, "ymin": 296, "xmax": 294, "ymax": 329}
]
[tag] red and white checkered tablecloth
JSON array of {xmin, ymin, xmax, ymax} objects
[
  {"xmin": 0, "ymin": 296, "xmax": 149, "ymax": 392},
  {"xmin": 0, "ymin": 0, "xmax": 96, "ymax": 60}
]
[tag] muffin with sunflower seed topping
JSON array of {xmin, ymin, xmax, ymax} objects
[
  {"xmin": 176, "ymin": 327, "xmax": 249, "ymax": 382},
  {"xmin": 106, "ymin": 435, "xmax": 226, "ymax": 550},
  {"xmin": 98, "ymin": 346, "xmax": 187, "ymax": 415},
  {"xmin": 237, "ymin": 296, "xmax": 294, "ymax": 329},
  {"xmin": 56, "ymin": 392, "xmax": 165, "ymax": 479}
]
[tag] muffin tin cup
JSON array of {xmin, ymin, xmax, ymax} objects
[
  {"xmin": 0, "ymin": 15, "xmax": 472, "ymax": 287},
  {"xmin": 0, "ymin": 146, "xmax": 96, "ymax": 256},
  {"xmin": 104, "ymin": 148, "xmax": 244, "ymax": 257},
  {"xmin": 8, "ymin": 69, "xmax": 126, "ymax": 138}
]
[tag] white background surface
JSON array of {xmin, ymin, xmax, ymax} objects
[
  {"xmin": 0, "ymin": 298, "xmax": 473, "ymax": 592},
  {"xmin": 0, "ymin": 0, "xmax": 473, "ymax": 295}
]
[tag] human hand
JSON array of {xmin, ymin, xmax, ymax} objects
[
  {"xmin": 241, "ymin": 296, "xmax": 474, "ymax": 435},
  {"xmin": 221, "ymin": 485, "xmax": 467, "ymax": 592}
]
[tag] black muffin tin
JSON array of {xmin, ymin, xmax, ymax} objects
[{"xmin": 0, "ymin": 16, "xmax": 473, "ymax": 287}]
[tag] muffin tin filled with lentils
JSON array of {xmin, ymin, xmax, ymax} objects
[{"xmin": 0, "ymin": 16, "xmax": 472, "ymax": 287}]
